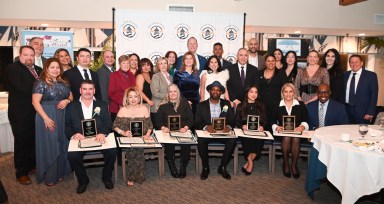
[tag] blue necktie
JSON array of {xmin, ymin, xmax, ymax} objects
[
  {"xmin": 83, "ymin": 69, "xmax": 90, "ymax": 80},
  {"xmin": 348, "ymin": 73, "xmax": 356, "ymax": 105}
]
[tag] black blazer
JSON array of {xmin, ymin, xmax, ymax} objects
[
  {"xmin": 227, "ymin": 63, "xmax": 259, "ymax": 102},
  {"xmin": 65, "ymin": 100, "xmax": 112, "ymax": 139},
  {"xmin": 64, "ymin": 66, "xmax": 101, "ymax": 100},
  {"xmin": 271, "ymin": 100, "xmax": 308, "ymax": 128},
  {"xmin": 5, "ymin": 61, "xmax": 42, "ymax": 122},
  {"xmin": 222, "ymin": 59, "xmax": 232, "ymax": 70},
  {"xmin": 155, "ymin": 97, "xmax": 194, "ymax": 129},
  {"xmin": 194, "ymin": 99, "xmax": 235, "ymax": 130}
]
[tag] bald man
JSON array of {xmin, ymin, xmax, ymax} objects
[{"xmin": 247, "ymin": 38, "xmax": 265, "ymax": 70}]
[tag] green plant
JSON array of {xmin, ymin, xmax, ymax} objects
[{"xmin": 360, "ymin": 36, "xmax": 384, "ymax": 53}]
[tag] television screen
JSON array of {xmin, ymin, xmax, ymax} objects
[{"xmin": 268, "ymin": 38, "xmax": 311, "ymax": 58}]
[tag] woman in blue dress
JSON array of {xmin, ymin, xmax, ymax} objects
[
  {"xmin": 32, "ymin": 58, "xmax": 73, "ymax": 186},
  {"xmin": 173, "ymin": 51, "xmax": 200, "ymax": 113}
]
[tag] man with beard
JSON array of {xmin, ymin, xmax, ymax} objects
[
  {"xmin": 6, "ymin": 45, "xmax": 42, "ymax": 184},
  {"xmin": 247, "ymin": 38, "xmax": 265, "ymax": 70},
  {"xmin": 194, "ymin": 81, "xmax": 236, "ymax": 180}
]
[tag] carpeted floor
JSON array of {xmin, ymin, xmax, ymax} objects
[{"xmin": 0, "ymin": 152, "xmax": 380, "ymax": 204}]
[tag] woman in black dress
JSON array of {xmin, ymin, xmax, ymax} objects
[
  {"xmin": 136, "ymin": 58, "xmax": 154, "ymax": 107},
  {"xmin": 320, "ymin": 48, "xmax": 344, "ymax": 102},
  {"xmin": 283, "ymin": 51, "xmax": 298, "ymax": 84},
  {"xmin": 235, "ymin": 85, "xmax": 266, "ymax": 175},
  {"xmin": 156, "ymin": 84, "xmax": 194, "ymax": 178}
]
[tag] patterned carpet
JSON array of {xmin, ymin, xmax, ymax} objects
[{"xmin": 0, "ymin": 152, "xmax": 380, "ymax": 204}]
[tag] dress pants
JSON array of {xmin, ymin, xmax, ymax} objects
[
  {"xmin": 197, "ymin": 137, "xmax": 237, "ymax": 167},
  {"xmin": 164, "ymin": 144, "xmax": 191, "ymax": 163},
  {"xmin": 10, "ymin": 121, "xmax": 36, "ymax": 178},
  {"xmin": 68, "ymin": 148, "xmax": 117, "ymax": 185},
  {"xmin": 345, "ymin": 104, "xmax": 369, "ymax": 124}
]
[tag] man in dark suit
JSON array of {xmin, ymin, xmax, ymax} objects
[
  {"xmin": 176, "ymin": 37, "xmax": 207, "ymax": 72},
  {"xmin": 213, "ymin": 42, "xmax": 232, "ymax": 70},
  {"xmin": 307, "ymin": 84, "xmax": 349, "ymax": 129},
  {"xmin": 247, "ymin": 38, "xmax": 265, "ymax": 70},
  {"xmin": 64, "ymin": 48, "xmax": 101, "ymax": 100},
  {"xmin": 97, "ymin": 50, "xmax": 115, "ymax": 105},
  {"xmin": 342, "ymin": 55, "xmax": 378, "ymax": 124},
  {"xmin": 6, "ymin": 45, "xmax": 42, "ymax": 184},
  {"xmin": 14, "ymin": 37, "xmax": 47, "ymax": 67},
  {"xmin": 195, "ymin": 81, "xmax": 236, "ymax": 180},
  {"xmin": 227, "ymin": 48, "xmax": 259, "ymax": 107},
  {"xmin": 65, "ymin": 80, "xmax": 116, "ymax": 194}
]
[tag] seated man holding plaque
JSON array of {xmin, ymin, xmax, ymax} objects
[
  {"xmin": 112, "ymin": 87, "xmax": 153, "ymax": 186},
  {"xmin": 235, "ymin": 85, "xmax": 267, "ymax": 175},
  {"xmin": 271, "ymin": 83, "xmax": 308, "ymax": 179},
  {"xmin": 65, "ymin": 80, "xmax": 116, "ymax": 194},
  {"xmin": 194, "ymin": 81, "xmax": 236, "ymax": 180},
  {"xmin": 156, "ymin": 84, "xmax": 194, "ymax": 179}
]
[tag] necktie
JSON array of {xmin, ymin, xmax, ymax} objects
[
  {"xmin": 111, "ymin": 67, "xmax": 116, "ymax": 72},
  {"xmin": 28, "ymin": 67, "xmax": 38, "ymax": 78},
  {"xmin": 83, "ymin": 69, "xmax": 90, "ymax": 80},
  {"xmin": 348, "ymin": 73, "xmax": 356, "ymax": 105},
  {"xmin": 241, "ymin": 66, "xmax": 245, "ymax": 87},
  {"xmin": 319, "ymin": 103, "xmax": 325, "ymax": 127}
]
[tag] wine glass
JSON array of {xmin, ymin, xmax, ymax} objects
[
  {"xmin": 378, "ymin": 117, "xmax": 384, "ymax": 131},
  {"xmin": 358, "ymin": 124, "xmax": 368, "ymax": 140}
]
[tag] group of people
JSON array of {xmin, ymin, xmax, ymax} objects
[{"xmin": 4, "ymin": 36, "xmax": 379, "ymax": 194}]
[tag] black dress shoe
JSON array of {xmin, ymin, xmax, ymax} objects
[
  {"xmin": 76, "ymin": 182, "xmax": 89, "ymax": 194},
  {"xmin": 104, "ymin": 179, "xmax": 114, "ymax": 190},
  {"xmin": 200, "ymin": 167, "xmax": 210, "ymax": 180},
  {"xmin": 179, "ymin": 163, "xmax": 187, "ymax": 179},
  {"xmin": 166, "ymin": 158, "xmax": 179, "ymax": 178},
  {"xmin": 217, "ymin": 165, "xmax": 231, "ymax": 180}
]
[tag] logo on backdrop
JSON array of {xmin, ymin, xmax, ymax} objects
[
  {"xmin": 121, "ymin": 21, "xmax": 138, "ymax": 40},
  {"xmin": 148, "ymin": 23, "xmax": 165, "ymax": 41},
  {"xmin": 202, "ymin": 53, "xmax": 212, "ymax": 59},
  {"xmin": 225, "ymin": 53, "xmax": 237, "ymax": 64},
  {"xmin": 224, "ymin": 25, "xmax": 239, "ymax": 41},
  {"xmin": 149, "ymin": 52, "xmax": 164, "ymax": 65},
  {"xmin": 200, "ymin": 24, "xmax": 216, "ymax": 41},
  {"xmin": 175, "ymin": 24, "xmax": 190, "ymax": 40}
]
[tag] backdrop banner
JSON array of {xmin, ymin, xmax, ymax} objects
[{"xmin": 116, "ymin": 9, "xmax": 243, "ymax": 68}]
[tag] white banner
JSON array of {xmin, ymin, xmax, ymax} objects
[{"xmin": 116, "ymin": 10, "xmax": 244, "ymax": 68}]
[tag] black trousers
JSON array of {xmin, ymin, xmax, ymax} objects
[
  {"xmin": 345, "ymin": 104, "xmax": 370, "ymax": 124},
  {"xmin": 0, "ymin": 179, "xmax": 7, "ymax": 203},
  {"xmin": 197, "ymin": 137, "xmax": 237, "ymax": 168},
  {"xmin": 68, "ymin": 148, "xmax": 117, "ymax": 185},
  {"xmin": 10, "ymin": 121, "xmax": 36, "ymax": 178},
  {"xmin": 240, "ymin": 137, "xmax": 264, "ymax": 160},
  {"xmin": 164, "ymin": 144, "xmax": 191, "ymax": 164}
]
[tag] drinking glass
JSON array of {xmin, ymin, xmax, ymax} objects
[
  {"xmin": 358, "ymin": 124, "xmax": 368, "ymax": 140},
  {"xmin": 378, "ymin": 117, "xmax": 384, "ymax": 131}
]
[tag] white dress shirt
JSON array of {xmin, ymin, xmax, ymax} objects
[
  {"xmin": 248, "ymin": 55, "xmax": 258, "ymax": 68},
  {"xmin": 79, "ymin": 97, "xmax": 94, "ymax": 120},
  {"xmin": 345, "ymin": 68, "xmax": 362, "ymax": 103},
  {"xmin": 77, "ymin": 65, "xmax": 92, "ymax": 80}
]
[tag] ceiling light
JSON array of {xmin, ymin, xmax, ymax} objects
[
  {"xmin": 294, "ymin": 30, "xmax": 301, "ymax": 34},
  {"xmin": 358, "ymin": 33, "xmax": 366, "ymax": 36},
  {"xmin": 41, "ymin": 23, "xmax": 49, "ymax": 27}
]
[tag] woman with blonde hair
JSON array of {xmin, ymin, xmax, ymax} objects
[
  {"xmin": 113, "ymin": 87, "xmax": 153, "ymax": 186},
  {"xmin": 156, "ymin": 84, "xmax": 194, "ymax": 178}
]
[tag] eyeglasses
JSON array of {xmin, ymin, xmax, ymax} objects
[{"xmin": 317, "ymin": 91, "xmax": 330, "ymax": 94}]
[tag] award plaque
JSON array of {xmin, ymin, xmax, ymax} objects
[
  {"xmin": 130, "ymin": 121, "xmax": 143, "ymax": 137},
  {"xmin": 212, "ymin": 117, "xmax": 226, "ymax": 132},
  {"xmin": 168, "ymin": 115, "xmax": 181, "ymax": 132},
  {"xmin": 282, "ymin": 115, "xmax": 296, "ymax": 132},
  {"xmin": 81, "ymin": 119, "xmax": 97, "ymax": 137},
  {"xmin": 247, "ymin": 115, "xmax": 259, "ymax": 131}
]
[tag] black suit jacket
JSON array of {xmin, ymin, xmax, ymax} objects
[
  {"xmin": 65, "ymin": 100, "xmax": 112, "ymax": 139},
  {"xmin": 222, "ymin": 59, "xmax": 232, "ymax": 70},
  {"xmin": 64, "ymin": 66, "xmax": 101, "ymax": 100},
  {"xmin": 194, "ymin": 99, "xmax": 235, "ymax": 130},
  {"xmin": 155, "ymin": 97, "xmax": 194, "ymax": 129},
  {"xmin": 5, "ymin": 61, "xmax": 42, "ymax": 122},
  {"xmin": 227, "ymin": 63, "xmax": 259, "ymax": 102},
  {"xmin": 97, "ymin": 64, "xmax": 113, "ymax": 104}
]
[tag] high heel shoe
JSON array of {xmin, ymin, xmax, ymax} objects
[
  {"xmin": 291, "ymin": 166, "xmax": 300, "ymax": 179},
  {"xmin": 241, "ymin": 167, "xmax": 252, "ymax": 175},
  {"xmin": 282, "ymin": 163, "xmax": 291, "ymax": 178}
]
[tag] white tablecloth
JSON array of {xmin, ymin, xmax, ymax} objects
[
  {"xmin": 0, "ymin": 93, "xmax": 14, "ymax": 153},
  {"xmin": 313, "ymin": 125, "xmax": 384, "ymax": 204}
]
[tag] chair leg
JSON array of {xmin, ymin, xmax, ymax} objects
[
  {"xmin": 195, "ymin": 147, "xmax": 199, "ymax": 176},
  {"xmin": 268, "ymin": 144, "xmax": 273, "ymax": 173},
  {"xmin": 122, "ymin": 150, "xmax": 126, "ymax": 182},
  {"xmin": 114, "ymin": 156, "xmax": 118, "ymax": 183},
  {"xmin": 234, "ymin": 146, "xmax": 238, "ymax": 176},
  {"xmin": 159, "ymin": 148, "xmax": 164, "ymax": 177},
  {"xmin": 272, "ymin": 146, "xmax": 276, "ymax": 173}
]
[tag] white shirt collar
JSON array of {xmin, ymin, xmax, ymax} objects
[
  {"xmin": 352, "ymin": 68, "xmax": 363, "ymax": 75},
  {"xmin": 79, "ymin": 97, "xmax": 94, "ymax": 119},
  {"xmin": 279, "ymin": 99, "xmax": 300, "ymax": 107}
]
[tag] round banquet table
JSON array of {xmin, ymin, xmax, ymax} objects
[
  {"xmin": 0, "ymin": 94, "xmax": 14, "ymax": 153},
  {"xmin": 305, "ymin": 125, "xmax": 384, "ymax": 204}
]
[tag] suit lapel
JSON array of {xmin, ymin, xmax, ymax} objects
[{"xmin": 75, "ymin": 101, "xmax": 85, "ymax": 120}]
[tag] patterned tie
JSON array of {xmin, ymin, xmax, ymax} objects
[
  {"xmin": 28, "ymin": 67, "xmax": 38, "ymax": 78},
  {"xmin": 319, "ymin": 103, "xmax": 325, "ymax": 127},
  {"xmin": 348, "ymin": 73, "xmax": 356, "ymax": 105},
  {"xmin": 240, "ymin": 66, "xmax": 245, "ymax": 87},
  {"xmin": 111, "ymin": 67, "xmax": 116, "ymax": 72},
  {"xmin": 83, "ymin": 69, "xmax": 90, "ymax": 80}
]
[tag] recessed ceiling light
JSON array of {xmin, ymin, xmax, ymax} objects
[
  {"xmin": 41, "ymin": 23, "xmax": 49, "ymax": 27},
  {"xmin": 294, "ymin": 30, "xmax": 301, "ymax": 34},
  {"xmin": 358, "ymin": 33, "xmax": 366, "ymax": 36}
]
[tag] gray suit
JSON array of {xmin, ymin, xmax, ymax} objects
[
  {"xmin": 97, "ymin": 64, "xmax": 113, "ymax": 104},
  {"xmin": 150, "ymin": 72, "xmax": 173, "ymax": 113}
]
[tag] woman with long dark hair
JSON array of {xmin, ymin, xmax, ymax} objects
[{"xmin": 320, "ymin": 48, "xmax": 344, "ymax": 101}]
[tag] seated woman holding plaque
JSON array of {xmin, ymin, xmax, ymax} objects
[
  {"xmin": 112, "ymin": 87, "xmax": 153, "ymax": 186},
  {"xmin": 156, "ymin": 84, "xmax": 194, "ymax": 179},
  {"xmin": 235, "ymin": 85, "xmax": 266, "ymax": 175},
  {"xmin": 271, "ymin": 83, "xmax": 308, "ymax": 179}
]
